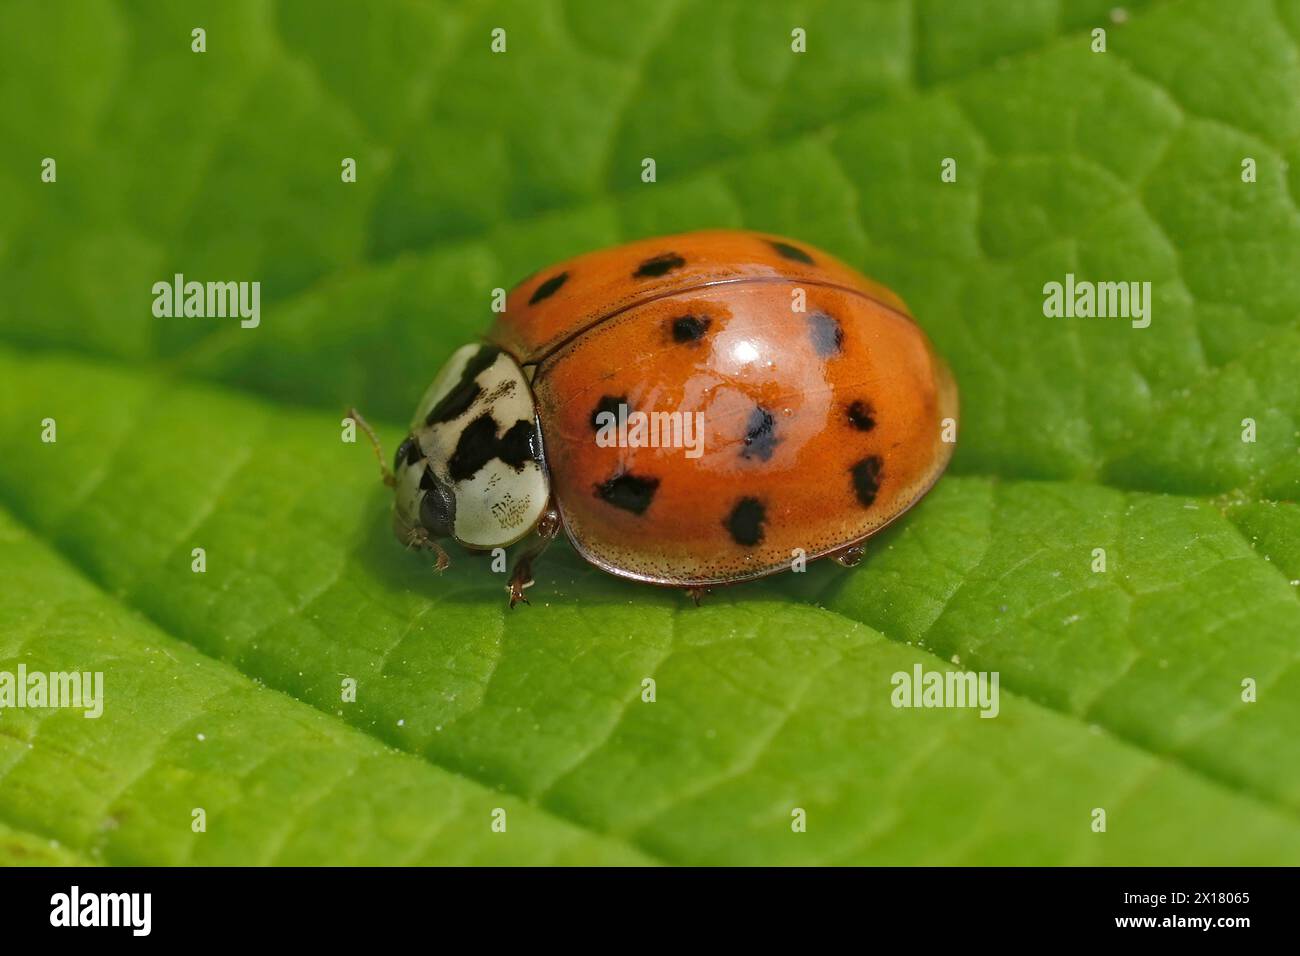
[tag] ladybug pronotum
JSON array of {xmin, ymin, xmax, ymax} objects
[{"xmin": 352, "ymin": 230, "xmax": 957, "ymax": 606}]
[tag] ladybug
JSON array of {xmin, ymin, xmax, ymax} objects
[{"xmin": 350, "ymin": 230, "xmax": 957, "ymax": 606}]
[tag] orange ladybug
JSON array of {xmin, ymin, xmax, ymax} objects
[{"xmin": 352, "ymin": 230, "xmax": 957, "ymax": 606}]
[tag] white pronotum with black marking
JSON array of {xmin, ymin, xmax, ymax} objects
[{"xmin": 393, "ymin": 344, "xmax": 549, "ymax": 550}]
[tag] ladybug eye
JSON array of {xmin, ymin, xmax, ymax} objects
[{"xmin": 418, "ymin": 473, "xmax": 456, "ymax": 538}]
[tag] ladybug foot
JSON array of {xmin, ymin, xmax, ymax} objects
[
  {"xmin": 506, "ymin": 574, "xmax": 533, "ymax": 609},
  {"xmin": 685, "ymin": 586, "xmax": 713, "ymax": 607},
  {"xmin": 405, "ymin": 527, "xmax": 451, "ymax": 573},
  {"xmin": 504, "ymin": 506, "xmax": 561, "ymax": 609},
  {"xmin": 505, "ymin": 548, "xmax": 538, "ymax": 609},
  {"xmin": 832, "ymin": 544, "xmax": 865, "ymax": 568}
]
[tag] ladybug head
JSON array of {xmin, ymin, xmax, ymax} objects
[
  {"xmin": 391, "ymin": 344, "xmax": 550, "ymax": 552},
  {"xmin": 391, "ymin": 431, "xmax": 455, "ymax": 541}
]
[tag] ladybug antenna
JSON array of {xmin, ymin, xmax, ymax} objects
[{"xmin": 346, "ymin": 407, "xmax": 396, "ymax": 488}]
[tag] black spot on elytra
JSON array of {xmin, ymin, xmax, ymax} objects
[
  {"xmin": 447, "ymin": 414, "xmax": 538, "ymax": 483},
  {"xmin": 594, "ymin": 472, "xmax": 660, "ymax": 515},
  {"xmin": 740, "ymin": 406, "xmax": 778, "ymax": 461},
  {"xmin": 425, "ymin": 346, "xmax": 500, "ymax": 425},
  {"xmin": 807, "ymin": 311, "xmax": 843, "ymax": 358},
  {"xmin": 847, "ymin": 400, "xmax": 876, "ymax": 432},
  {"xmin": 769, "ymin": 240, "xmax": 815, "ymax": 265},
  {"xmin": 394, "ymin": 435, "xmax": 423, "ymax": 470},
  {"xmin": 670, "ymin": 314, "xmax": 711, "ymax": 343},
  {"xmin": 634, "ymin": 253, "xmax": 686, "ymax": 278},
  {"xmin": 529, "ymin": 271, "xmax": 568, "ymax": 305},
  {"xmin": 850, "ymin": 456, "xmax": 884, "ymax": 507},
  {"xmin": 724, "ymin": 497, "xmax": 766, "ymax": 547},
  {"xmin": 590, "ymin": 395, "xmax": 629, "ymax": 431}
]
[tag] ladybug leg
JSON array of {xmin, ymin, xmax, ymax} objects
[
  {"xmin": 685, "ymin": 586, "xmax": 713, "ymax": 607},
  {"xmin": 405, "ymin": 526, "xmax": 451, "ymax": 572},
  {"xmin": 429, "ymin": 540, "xmax": 452, "ymax": 573},
  {"xmin": 506, "ymin": 507, "xmax": 562, "ymax": 609},
  {"xmin": 831, "ymin": 544, "xmax": 865, "ymax": 568}
]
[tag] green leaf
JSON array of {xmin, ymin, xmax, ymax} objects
[{"xmin": 0, "ymin": 0, "xmax": 1296, "ymax": 864}]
